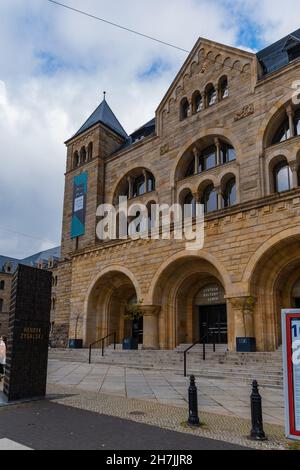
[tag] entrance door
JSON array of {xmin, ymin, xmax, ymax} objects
[
  {"xmin": 199, "ymin": 304, "xmax": 227, "ymax": 344},
  {"xmin": 132, "ymin": 317, "xmax": 143, "ymax": 344}
]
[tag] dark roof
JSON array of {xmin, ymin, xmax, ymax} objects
[
  {"xmin": 257, "ymin": 28, "xmax": 300, "ymax": 76},
  {"xmin": 73, "ymin": 99, "xmax": 128, "ymax": 140},
  {"xmin": 130, "ymin": 118, "xmax": 156, "ymax": 142},
  {"xmin": 0, "ymin": 246, "xmax": 61, "ymax": 273}
]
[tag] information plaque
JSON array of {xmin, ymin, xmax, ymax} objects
[{"xmin": 282, "ymin": 310, "xmax": 300, "ymax": 441}]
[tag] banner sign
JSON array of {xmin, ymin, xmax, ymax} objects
[
  {"xmin": 282, "ymin": 310, "xmax": 300, "ymax": 440},
  {"xmin": 71, "ymin": 172, "xmax": 88, "ymax": 239}
]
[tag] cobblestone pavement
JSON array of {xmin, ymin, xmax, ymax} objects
[
  {"xmin": 48, "ymin": 360, "xmax": 285, "ymax": 426},
  {"xmin": 46, "ymin": 383, "xmax": 288, "ymax": 450}
]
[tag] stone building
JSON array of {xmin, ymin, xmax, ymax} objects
[
  {"xmin": 0, "ymin": 247, "xmax": 60, "ymax": 337},
  {"xmin": 54, "ymin": 29, "xmax": 300, "ymax": 352}
]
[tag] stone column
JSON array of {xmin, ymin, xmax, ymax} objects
[
  {"xmin": 143, "ymin": 170, "xmax": 148, "ymax": 193},
  {"xmin": 214, "ymin": 137, "xmax": 221, "ymax": 166},
  {"xmin": 290, "ymin": 160, "xmax": 299, "ymax": 189},
  {"xmin": 227, "ymin": 297, "xmax": 256, "ymax": 347},
  {"xmin": 286, "ymin": 104, "xmax": 295, "ymax": 138},
  {"xmin": 127, "ymin": 176, "xmax": 133, "ymax": 199},
  {"xmin": 142, "ymin": 306, "xmax": 161, "ymax": 350},
  {"xmin": 216, "ymin": 186, "xmax": 223, "ymax": 210},
  {"xmin": 193, "ymin": 147, "xmax": 200, "ymax": 175}
]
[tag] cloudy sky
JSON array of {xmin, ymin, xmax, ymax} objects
[{"xmin": 0, "ymin": 0, "xmax": 299, "ymax": 259}]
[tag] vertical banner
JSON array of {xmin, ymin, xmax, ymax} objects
[
  {"xmin": 71, "ymin": 172, "xmax": 88, "ymax": 239},
  {"xmin": 282, "ymin": 310, "xmax": 300, "ymax": 441}
]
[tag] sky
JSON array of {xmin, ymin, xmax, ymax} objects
[{"xmin": 0, "ymin": 0, "xmax": 300, "ymax": 259}]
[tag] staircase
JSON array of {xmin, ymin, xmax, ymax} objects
[{"xmin": 49, "ymin": 344, "xmax": 283, "ymax": 388}]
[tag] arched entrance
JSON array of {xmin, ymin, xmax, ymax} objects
[
  {"xmin": 84, "ymin": 269, "xmax": 141, "ymax": 346},
  {"xmin": 249, "ymin": 233, "xmax": 300, "ymax": 351},
  {"xmin": 149, "ymin": 253, "xmax": 231, "ymax": 349}
]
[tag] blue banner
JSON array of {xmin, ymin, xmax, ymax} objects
[{"xmin": 71, "ymin": 172, "xmax": 88, "ymax": 238}]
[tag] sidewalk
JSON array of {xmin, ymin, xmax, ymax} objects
[{"xmin": 48, "ymin": 359, "xmax": 285, "ymax": 426}]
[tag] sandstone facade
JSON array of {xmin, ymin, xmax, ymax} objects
[{"xmin": 54, "ymin": 36, "xmax": 300, "ymax": 352}]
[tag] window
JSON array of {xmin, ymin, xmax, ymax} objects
[
  {"xmin": 147, "ymin": 174, "xmax": 155, "ymax": 193},
  {"xmin": 272, "ymin": 118, "xmax": 290, "ymax": 144},
  {"xmin": 192, "ymin": 92, "xmax": 203, "ymax": 114},
  {"xmin": 295, "ymin": 110, "xmax": 300, "ymax": 136},
  {"xmin": 288, "ymin": 44, "xmax": 300, "ymax": 62},
  {"xmin": 183, "ymin": 193, "xmax": 197, "ymax": 218},
  {"xmin": 88, "ymin": 142, "xmax": 93, "ymax": 161},
  {"xmin": 0, "ymin": 281, "xmax": 4, "ymax": 290},
  {"xmin": 201, "ymin": 185, "xmax": 218, "ymax": 213},
  {"xmin": 223, "ymin": 179, "xmax": 237, "ymax": 208},
  {"xmin": 133, "ymin": 176, "xmax": 146, "ymax": 197},
  {"xmin": 80, "ymin": 147, "xmax": 87, "ymax": 164},
  {"xmin": 219, "ymin": 76, "xmax": 229, "ymax": 100},
  {"xmin": 185, "ymin": 159, "xmax": 195, "ymax": 178},
  {"xmin": 221, "ymin": 144, "xmax": 236, "ymax": 164},
  {"xmin": 180, "ymin": 98, "xmax": 190, "ymax": 120},
  {"xmin": 200, "ymin": 146, "xmax": 217, "ymax": 172},
  {"xmin": 274, "ymin": 162, "xmax": 292, "ymax": 193},
  {"xmin": 206, "ymin": 84, "xmax": 217, "ymax": 107},
  {"xmin": 0, "ymin": 299, "xmax": 3, "ymax": 312},
  {"xmin": 73, "ymin": 152, "xmax": 79, "ymax": 169}
]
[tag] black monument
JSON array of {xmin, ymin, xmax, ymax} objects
[{"xmin": 3, "ymin": 264, "xmax": 52, "ymax": 402}]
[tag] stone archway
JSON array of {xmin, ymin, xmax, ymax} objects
[
  {"xmin": 249, "ymin": 234, "xmax": 300, "ymax": 351},
  {"xmin": 149, "ymin": 253, "xmax": 232, "ymax": 350},
  {"xmin": 84, "ymin": 269, "xmax": 139, "ymax": 347}
]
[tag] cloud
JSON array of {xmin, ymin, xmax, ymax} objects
[{"xmin": 0, "ymin": 0, "xmax": 299, "ymax": 258}]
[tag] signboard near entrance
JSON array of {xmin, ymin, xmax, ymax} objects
[
  {"xmin": 3, "ymin": 265, "xmax": 52, "ymax": 402},
  {"xmin": 282, "ymin": 310, "xmax": 300, "ymax": 441}
]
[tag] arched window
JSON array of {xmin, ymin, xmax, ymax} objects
[
  {"xmin": 200, "ymin": 146, "xmax": 217, "ymax": 172},
  {"xmin": 221, "ymin": 144, "xmax": 236, "ymax": 163},
  {"xmin": 133, "ymin": 175, "xmax": 146, "ymax": 198},
  {"xmin": 272, "ymin": 117, "xmax": 290, "ymax": 144},
  {"xmin": 206, "ymin": 84, "xmax": 217, "ymax": 107},
  {"xmin": 73, "ymin": 151, "xmax": 79, "ymax": 169},
  {"xmin": 185, "ymin": 158, "xmax": 195, "ymax": 178},
  {"xmin": 0, "ymin": 280, "xmax": 4, "ymax": 290},
  {"xmin": 147, "ymin": 174, "xmax": 156, "ymax": 193},
  {"xmin": 80, "ymin": 147, "xmax": 87, "ymax": 165},
  {"xmin": 180, "ymin": 98, "xmax": 190, "ymax": 120},
  {"xmin": 183, "ymin": 192, "xmax": 197, "ymax": 218},
  {"xmin": 274, "ymin": 161, "xmax": 292, "ymax": 193},
  {"xmin": 295, "ymin": 109, "xmax": 300, "ymax": 136},
  {"xmin": 88, "ymin": 142, "xmax": 93, "ymax": 161},
  {"xmin": 201, "ymin": 185, "xmax": 218, "ymax": 213},
  {"xmin": 223, "ymin": 178, "xmax": 236, "ymax": 208},
  {"xmin": 219, "ymin": 76, "xmax": 229, "ymax": 100},
  {"xmin": 192, "ymin": 91, "xmax": 203, "ymax": 114}
]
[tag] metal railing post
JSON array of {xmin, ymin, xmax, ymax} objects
[
  {"xmin": 89, "ymin": 345, "xmax": 92, "ymax": 365},
  {"xmin": 114, "ymin": 332, "xmax": 116, "ymax": 350},
  {"xmin": 203, "ymin": 341, "xmax": 206, "ymax": 361},
  {"xmin": 102, "ymin": 339, "xmax": 105, "ymax": 357},
  {"xmin": 184, "ymin": 351, "xmax": 187, "ymax": 378}
]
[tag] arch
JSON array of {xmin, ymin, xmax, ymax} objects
[
  {"xmin": 73, "ymin": 151, "xmax": 79, "ymax": 169},
  {"xmin": 191, "ymin": 90, "xmax": 203, "ymax": 114},
  {"xmin": 218, "ymin": 75, "xmax": 229, "ymax": 100},
  {"xmin": 242, "ymin": 227, "xmax": 300, "ymax": 288},
  {"xmin": 83, "ymin": 265, "xmax": 142, "ymax": 345},
  {"xmin": 205, "ymin": 83, "xmax": 217, "ymax": 107},
  {"xmin": 171, "ymin": 129, "xmax": 241, "ymax": 186},
  {"xmin": 147, "ymin": 250, "xmax": 233, "ymax": 305},
  {"xmin": 257, "ymin": 93, "xmax": 294, "ymax": 153},
  {"xmin": 111, "ymin": 166, "xmax": 156, "ymax": 205},
  {"xmin": 180, "ymin": 97, "xmax": 190, "ymax": 120},
  {"xmin": 87, "ymin": 142, "xmax": 93, "ymax": 160},
  {"xmin": 80, "ymin": 146, "xmax": 87, "ymax": 165}
]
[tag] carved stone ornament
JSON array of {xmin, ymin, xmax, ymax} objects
[
  {"xmin": 234, "ymin": 104, "xmax": 254, "ymax": 122},
  {"xmin": 160, "ymin": 144, "xmax": 170, "ymax": 156}
]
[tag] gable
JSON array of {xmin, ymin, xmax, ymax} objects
[{"xmin": 156, "ymin": 37, "xmax": 255, "ymax": 117}]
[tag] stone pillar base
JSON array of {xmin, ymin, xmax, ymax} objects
[{"xmin": 142, "ymin": 306, "xmax": 161, "ymax": 350}]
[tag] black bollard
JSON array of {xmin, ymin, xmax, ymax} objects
[
  {"xmin": 249, "ymin": 380, "xmax": 268, "ymax": 441},
  {"xmin": 188, "ymin": 375, "xmax": 200, "ymax": 427}
]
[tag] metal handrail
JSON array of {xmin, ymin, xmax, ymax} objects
[
  {"xmin": 89, "ymin": 332, "xmax": 116, "ymax": 364},
  {"xmin": 183, "ymin": 332, "xmax": 216, "ymax": 377}
]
